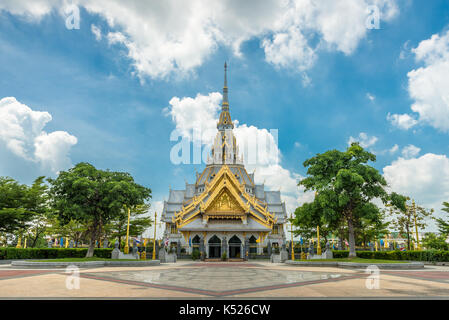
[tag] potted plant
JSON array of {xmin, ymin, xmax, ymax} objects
[{"xmin": 221, "ymin": 252, "xmax": 227, "ymax": 261}]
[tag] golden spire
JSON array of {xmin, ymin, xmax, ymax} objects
[{"xmin": 217, "ymin": 62, "xmax": 233, "ymax": 130}]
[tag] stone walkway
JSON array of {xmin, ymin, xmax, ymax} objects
[{"xmin": 1, "ymin": 261, "xmax": 449, "ymax": 298}]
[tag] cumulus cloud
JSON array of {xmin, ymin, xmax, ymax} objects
[
  {"xmin": 348, "ymin": 132, "xmax": 378, "ymax": 148},
  {"xmin": 0, "ymin": 97, "xmax": 77, "ymax": 173},
  {"xmin": 164, "ymin": 92, "xmax": 222, "ymax": 145},
  {"xmin": 383, "ymin": 153, "xmax": 449, "ymax": 223},
  {"xmin": 0, "ymin": 0, "xmax": 399, "ymax": 80},
  {"xmin": 164, "ymin": 91, "xmax": 313, "ymax": 213},
  {"xmin": 394, "ymin": 29, "xmax": 449, "ymax": 132},
  {"xmin": 389, "ymin": 144, "xmax": 399, "ymax": 154},
  {"xmin": 401, "ymin": 144, "xmax": 420, "ymax": 159},
  {"xmin": 387, "ymin": 112, "xmax": 418, "ymax": 130}
]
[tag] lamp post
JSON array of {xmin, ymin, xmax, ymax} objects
[
  {"xmin": 152, "ymin": 211, "xmax": 157, "ymax": 260},
  {"xmin": 290, "ymin": 214, "xmax": 295, "ymax": 261},
  {"xmin": 124, "ymin": 206, "xmax": 131, "ymax": 254}
]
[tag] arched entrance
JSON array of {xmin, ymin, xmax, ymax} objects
[
  {"xmin": 192, "ymin": 235, "xmax": 201, "ymax": 254},
  {"xmin": 249, "ymin": 235, "xmax": 257, "ymax": 254},
  {"xmin": 208, "ymin": 235, "xmax": 221, "ymax": 258},
  {"xmin": 228, "ymin": 235, "xmax": 242, "ymax": 258}
]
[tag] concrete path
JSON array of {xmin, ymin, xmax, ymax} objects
[{"xmin": 1, "ymin": 261, "xmax": 449, "ymax": 298}]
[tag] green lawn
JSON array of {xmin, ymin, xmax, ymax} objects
[
  {"xmin": 30, "ymin": 257, "xmax": 143, "ymax": 262},
  {"xmin": 298, "ymin": 258, "xmax": 408, "ymax": 264}
]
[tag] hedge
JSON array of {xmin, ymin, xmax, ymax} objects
[
  {"xmin": 0, "ymin": 248, "xmax": 113, "ymax": 260},
  {"xmin": 332, "ymin": 250, "xmax": 449, "ymax": 262}
]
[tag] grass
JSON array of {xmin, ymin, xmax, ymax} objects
[
  {"xmin": 297, "ymin": 258, "xmax": 408, "ymax": 264},
  {"xmin": 30, "ymin": 257, "xmax": 143, "ymax": 262}
]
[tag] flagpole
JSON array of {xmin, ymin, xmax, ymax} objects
[
  {"xmin": 124, "ymin": 206, "xmax": 131, "ymax": 254},
  {"xmin": 317, "ymin": 225, "xmax": 321, "ymax": 255},
  {"xmin": 290, "ymin": 214, "xmax": 295, "ymax": 261},
  {"xmin": 152, "ymin": 212, "xmax": 157, "ymax": 260}
]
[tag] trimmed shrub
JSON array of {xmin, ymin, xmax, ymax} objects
[
  {"xmin": 331, "ymin": 249, "xmax": 449, "ymax": 262},
  {"xmin": 0, "ymin": 248, "xmax": 113, "ymax": 260},
  {"xmin": 332, "ymin": 250, "xmax": 349, "ymax": 258},
  {"xmin": 192, "ymin": 249, "xmax": 200, "ymax": 261}
]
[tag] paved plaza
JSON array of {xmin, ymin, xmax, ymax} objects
[{"xmin": 1, "ymin": 261, "xmax": 449, "ymax": 298}]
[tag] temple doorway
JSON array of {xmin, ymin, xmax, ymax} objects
[
  {"xmin": 228, "ymin": 235, "xmax": 242, "ymax": 258},
  {"xmin": 208, "ymin": 235, "xmax": 221, "ymax": 258},
  {"xmin": 249, "ymin": 235, "xmax": 257, "ymax": 254}
]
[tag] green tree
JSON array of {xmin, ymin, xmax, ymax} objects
[
  {"xmin": 102, "ymin": 204, "xmax": 152, "ymax": 249},
  {"xmin": 355, "ymin": 211, "xmax": 390, "ymax": 249},
  {"xmin": 435, "ymin": 202, "xmax": 449, "ymax": 237},
  {"xmin": 46, "ymin": 218, "xmax": 88, "ymax": 248},
  {"xmin": 49, "ymin": 162, "xmax": 151, "ymax": 257},
  {"xmin": 421, "ymin": 232, "xmax": 448, "ymax": 250},
  {"xmin": 299, "ymin": 143, "xmax": 389, "ymax": 257},
  {"xmin": 293, "ymin": 199, "xmax": 336, "ymax": 244},
  {"xmin": 0, "ymin": 176, "xmax": 49, "ymax": 236},
  {"xmin": 25, "ymin": 177, "xmax": 55, "ymax": 247},
  {"xmin": 390, "ymin": 196, "xmax": 433, "ymax": 250}
]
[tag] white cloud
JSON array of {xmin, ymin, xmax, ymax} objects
[
  {"xmin": 91, "ymin": 24, "xmax": 102, "ymax": 41},
  {"xmin": 400, "ymin": 29, "xmax": 449, "ymax": 132},
  {"xmin": 387, "ymin": 112, "xmax": 418, "ymax": 130},
  {"xmin": 0, "ymin": 0, "xmax": 399, "ymax": 80},
  {"xmin": 366, "ymin": 93, "xmax": 375, "ymax": 101},
  {"xmin": 401, "ymin": 144, "xmax": 420, "ymax": 159},
  {"xmin": 348, "ymin": 132, "xmax": 378, "ymax": 148},
  {"xmin": 383, "ymin": 153, "xmax": 449, "ymax": 226},
  {"xmin": 262, "ymin": 26, "xmax": 316, "ymax": 72},
  {"xmin": 0, "ymin": 0, "xmax": 54, "ymax": 21},
  {"xmin": 389, "ymin": 144, "xmax": 399, "ymax": 154},
  {"xmin": 164, "ymin": 92, "xmax": 222, "ymax": 145},
  {"xmin": 0, "ymin": 97, "xmax": 77, "ymax": 173}
]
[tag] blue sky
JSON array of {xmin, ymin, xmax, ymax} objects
[{"xmin": 1, "ymin": 1, "xmax": 449, "ymax": 234}]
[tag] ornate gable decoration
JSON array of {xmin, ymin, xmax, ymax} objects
[{"xmin": 173, "ymin": 165, "xmax": 276, "ymax": 229}]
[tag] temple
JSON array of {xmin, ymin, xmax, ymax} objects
[{"xmin": 161, "ymin": 63, "xmax": 287, "ymax": 259}]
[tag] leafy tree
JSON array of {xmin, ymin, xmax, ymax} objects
[
  {"xmin": 293, "ymin": 200, "xmax": 336, "ymax": 244},
  {"xmin": 0, "ymin": 176, "xmax": 48, "ymax": 235},
  {"xmin": 49, "ymin": 162, "xmax": 151, "ymax": 257},
  {"xmin": 24, "ymin": 177, "xmax": 55, "ymax": 247},
  {"xmin": 421, "ymin": 232, "xmax": 448, "ymax": 250},
  {"xmin": 299, "ymin": 143, "xmax": 389, "ymax": 257},
  {"xmin": 102, "ymin": 203, "xmax": 152, "ymax": 249},
  {"xmin": 46, "ymin": 218, "xmax": 88, "ymax": 247},
  {"xmin": 435, "ymin": 202, "xmax": 449, "ymax": 237},
  {"xmin": 390, "ymin": 196, "xmax": 433, "ymax": 250},
  {"xmin": 355, "ymin": 211, "xmax": 390, "ymax": 249}
]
